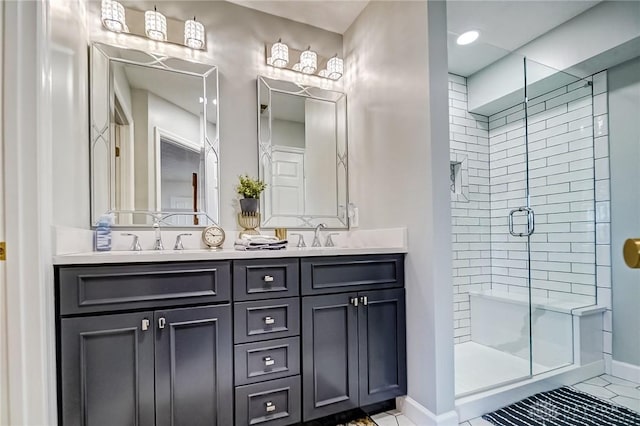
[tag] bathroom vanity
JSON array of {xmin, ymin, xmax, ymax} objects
[{"xmin": 54, "ymin": 251, "xmax": 406, "ymax": 426}]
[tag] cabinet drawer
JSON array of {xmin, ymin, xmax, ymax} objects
[
  {"xmin": 301, "ymin": 254, "xmax": 404, "ymax": 295},
  {"xmin": 57, "ymin": 261, "xmax": 231, "ymax": 315},
  {"xmin": 234, "ymin": 298, "xmax": 300, "ymax": 343},
  {"xmin": 235, "ymin": 376, "xmax": 301, "ymax": 426},
  {"xmin": 234, "ymin": 259, "xmax": 299, "ymax": 301},
  {"xmin": 235, "ymin": 337, "xmax": 300, "ymax": 386}
]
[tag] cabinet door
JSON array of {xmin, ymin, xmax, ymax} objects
[
  {"xmin": 155, "ymin": 305, "xmax": 233, "ymax": 426},
  {"xmin": 60, "ymin": 311, "xmax": 155, "ymax": 426},
  {"xmin": 302, "ymin": 293, "xmax": 359, "ymax": 421},
  {"xmin": 358, "ymin": 288, "xmax": 407, "ymax": 406}
]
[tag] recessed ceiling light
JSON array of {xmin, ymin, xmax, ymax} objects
[{"xmin": 457, "ymin": 30, "xmax": 479, "ymax": 46}]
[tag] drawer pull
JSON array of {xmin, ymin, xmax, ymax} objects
[
  {"xmin": 263, "ymin": 275, "xmax": 274, "ymax": 283},
  {"xmin": 264, "ymin": 356, "xmax": 275, "ymax": 366},
  {"xmin": 265, "ymin": 401, "xmax": 276, "ymax": 412},
  {"xmin": 264, "ymin": 316, "xmax": 275, "ymax": 325}
]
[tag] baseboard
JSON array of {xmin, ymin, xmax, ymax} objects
[
  {"xmin": 611, "ymin": 360, "xmax": 640, "ymax": 383},
  {"xmin": 455, "ymin": 360, "xmax": 605, "ymax": 422},
  {"xmin": 397, "ymin": 396, "xmax": 459, "ymax": 426}
]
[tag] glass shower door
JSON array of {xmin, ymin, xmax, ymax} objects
[{"xmin": 524, "ymin": 58, "xmax": 596, "ymax": 375}]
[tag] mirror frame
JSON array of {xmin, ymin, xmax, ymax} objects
[
  {"xmin": 257, "ymin": 75, "xmax": 349, "ymax": 229},
  {"xmin": 89, "ymin": 42, "xmax": 220, "ymax": 227}
]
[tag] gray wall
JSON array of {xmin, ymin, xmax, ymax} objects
[
  {"xmin": 609, "ymin": 56, "xmax": 640, "ymax": 367},
  {"xmin": 345, "ymin": 0, "xmax": 455, "ymax": 417}
]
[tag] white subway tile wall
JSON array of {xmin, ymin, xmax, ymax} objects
[
  {"xmin": 449, "ymin": 73, "xmax": 607, "ymax": 342},
  {"xmin": 489, "ymin": 78, "xmax": 596, "ymax": 304},
  {"xmin": 449, "ymin": 74, "xmax": 491, "ymax": 342}
]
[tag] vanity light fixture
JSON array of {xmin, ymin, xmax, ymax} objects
[
  {"xmin": 184, "ymin": 17, "xmax": 205, "ymax": 49},
  {"xmin": 145, "ymin": 6, "xmax": 167, "ymax": 41},
  {"xmin": 268, "ymin": 39, "xmax": 289, "ymax": 68},
  {"xmin": 299, "ymin": 47, "xmax": 318, "ymax": 74},
  {"xmin": 101, "ymin": 0, "xmax": 127, "ymax": 33},
  {"xmin": 456, "ymin": 30, "xmax": 479, "ymax": 45},
  {"xmin": 264, "ymin": 42, "xmax": 343, "ymax": 80}
]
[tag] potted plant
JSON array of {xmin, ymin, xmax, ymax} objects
[{"xmin": 236, "ymin": 174, "xmax": 266, "ymax": 214}]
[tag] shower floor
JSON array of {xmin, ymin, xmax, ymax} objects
[{"xmin": 455, "ymin": 341, "xmax": 547, "ymax": 396}]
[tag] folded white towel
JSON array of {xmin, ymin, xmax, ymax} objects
[
  {"xmin": 240, "ymin": 234, "xmax": 279, "ymax": 242},
  {"xmin": 234, "ymin": 243, "xmax": 287, "ymax": 251},
  {"xmin": 235, "ymin": 237, "xmax": 288, "ymax": 247}
]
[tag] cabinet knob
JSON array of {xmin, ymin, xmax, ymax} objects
[
  {"xmin": 264, "ymin": 316, "xmax": 275, "ymax": 325},
  {"xmin": 360, "ymin": 296, "xmax": 368, "ymax": 306},
  {"xmin": 264, "ymin": 356, "xmax": 275, "ymax": 366},
  {"xmin": 263, "ymin": 275, "xmax": 274, "ymax": 282},
  {"xmin": 350, "ymin": 297, "xmax": 358, "ymax": 307},
  {"xmin": 158, "ymin": 317, "xmax": 166, "ymax": 329},
  {"xmin": 141, "ymin": 319, "xmax": 150, "ymax": 331},
  {"xmin": 265, "ymin": 401, "xmax": 276, "ymax": 413}
]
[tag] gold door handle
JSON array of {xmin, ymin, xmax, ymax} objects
[{"xmin": 624, "ymin": 239, "xmax": 640, "ymax": 268}]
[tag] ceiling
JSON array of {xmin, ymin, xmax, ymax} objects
[
  {"xmin": 447, "ymin": 0, "xmax": 601, "ymax": 76},
  {"xmin": 226, "ymin": 0, "xmax": 369, "ymax": 34},
  {"xmin": 226, "ymin": 0, "xmax": 601, "ymax": 76}
]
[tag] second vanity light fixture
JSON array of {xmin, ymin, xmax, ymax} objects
[
  {"xmin": 266, "ymin": 40, "xmax": 343, "ymax": 80},
  {"xmin": 100, "ymin": 0, "xmax": 206, "ymax": 50}
]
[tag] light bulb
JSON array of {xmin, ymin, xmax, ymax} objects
[
  {"xmin": 184, "ymin": 17, "xmax": 205, "ymax": 49},
  {"xmin": 270, "ymin": 40, "xmax": 289, "ymax": 68},
  {"xmin": 299, "ymin": 47, "xmax": 317, "ymax": 74},
  {"xmin": 326, "ymin": 56, "xmax": 343, "ymax": 80},
  {"xmin": 101, "ymin": 0, "xmax": 127, "ymax": 33},
  {"xmin": 145, "ymin": 7, "xmax": 167, "ymax": 41},
  {"xmin": 456, "ymin": 30, "xmax": 479, "ymax": 45}
]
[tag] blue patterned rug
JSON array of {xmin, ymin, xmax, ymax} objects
[{"xmin": 483, "ymin": 386, "xmax": 640, "ymax": 426}]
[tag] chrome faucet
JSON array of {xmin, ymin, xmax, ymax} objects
[
  {"xmin": 174, "ymin": 233, "xmax": 192, "ymax": 250},
  {"xmin": 153, "ymin": 219, "xmax": 164, "ymax": 250},
  {"xmin": 121, "ymin": 233, "xmax": 142, "ymax": 251},
  {"xmin": 312, "ymin": 223, "xmax": 327, "ymax": 247}
]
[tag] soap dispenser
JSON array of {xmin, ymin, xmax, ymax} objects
[{"xmin": 94, "ymin": 214, "xmax": 113, "ymax": 251}]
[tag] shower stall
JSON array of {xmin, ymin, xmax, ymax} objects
[{"xmin": 449, "ymin": 53, "xmax": 606, "ymax": 397}]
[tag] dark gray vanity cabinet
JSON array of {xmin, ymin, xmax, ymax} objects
[
  {"xmin": 233, "ymin": 259, "xmax": 302, "ymax": 426},
  {"xmin": 56, "ymin": 254, "xmax": 405, "ymax": 426},
  {"xmin": 301, "ymin": 255, "xmax": 407, "ymax": 422},
  {"xmin": 154, "ymin": 305, "xmax": 233, "ymax": 426},
  {"xmin": 60, "ymin": 311, "xmax": 156, "ymax": 426},
  {"xmin": 56, "ymin": 262, "xmax": 233, "ymax": 426},
  {"xmin": 301, "ymin": 293, "xmax": 360, "ymax": 420},
  {"xmin": 357, "ymin": 288, "xmax": 407, "ymax": 407}
]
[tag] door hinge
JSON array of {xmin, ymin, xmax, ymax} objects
[
  {"xmin": 0, "ymin": 242, "xmax": 5, "ymax": 261},
  {"xmin": 115, "ymin": 146, "xmax": 120, "ymax": 157}
]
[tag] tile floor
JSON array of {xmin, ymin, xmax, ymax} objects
[{"xmin": 369, "ymin": 374, "xmax": 640, "ymax": 426}]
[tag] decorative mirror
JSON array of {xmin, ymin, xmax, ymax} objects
[
  {"xmin": 257, "ymin": 76, "xmax": 348, "ymax": 229},
  {"xmin": 90, "ymin": 42, "xmax": 219, "ymax": 226}
]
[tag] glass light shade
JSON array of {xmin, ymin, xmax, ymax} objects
[
  {"xmin": 299, "ymin": 48, "xmax": 317, "ymax": 74},
  {"xmin": 326, "ymin": 57, "xmax": 344, "ymax": 80},
  {"xmin": 184, "ymin": 19, "xmax": 205, "ymax": 49},
  {"xmin": 101, "ymin": 0, "xmax": 126, "ymax": 33},
  {"xmin": 145, "ymin": 9, "xmax": 167, "ymax": 41},
  {"xmin": 270, "ymin": 41, "xmax": 289, "ymax": 68}
]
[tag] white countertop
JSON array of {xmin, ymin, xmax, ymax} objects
[{"xmin": 52, "ymin": 246, "xmax": 407, "ymax": 265}]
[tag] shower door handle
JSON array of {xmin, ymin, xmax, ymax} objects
[{"xmin": 508, "ymin": 207, "xmax": 535, "ymax": 237}]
